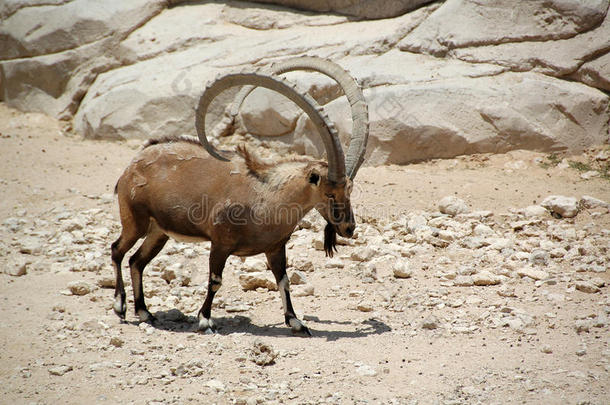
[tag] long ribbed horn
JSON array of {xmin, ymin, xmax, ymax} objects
[
  {"xmin": 221, "ymin": 57, "xmax": 368, "ymax": 179},
  {"xmin": 195, "ymin": 72, "xmax": 346, "ymax": 182},
  {"xmin": 272, "ymin": 57, "xmax": 368, "ymax": 180}
]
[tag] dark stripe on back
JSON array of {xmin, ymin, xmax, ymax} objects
[{"xmin": 144, "ymin": 135, "xmax": 202, "ymax": 149}]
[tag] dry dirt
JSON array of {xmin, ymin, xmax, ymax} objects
[{"xmin": 0, "ymin": 103, "xmax": 609, "ymax": 405}]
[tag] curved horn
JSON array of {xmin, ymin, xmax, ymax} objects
[
  {"xmin": 196, "ymin": 72, "xmax": 346, "ymax": 182},
  {"xmin": 223, "ymin": 57, "xmax": 369, "ymax": 179},
  {"xmin": 271, "ymin": 57, "xmax": 368, "ymax": 180}
]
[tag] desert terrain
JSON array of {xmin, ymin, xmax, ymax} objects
[{"xmin": 0, "ymin": 103, "xmax": 609, "ymax": 404}]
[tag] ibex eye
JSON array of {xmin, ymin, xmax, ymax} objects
[{"xmin": 325, "ymin": 193, "xmax": 336, "ymax": 199}]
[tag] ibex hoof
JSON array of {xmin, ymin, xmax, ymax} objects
[
  {"xmin": 288, "ymin": 318, "xmax": 312, "ymax": 336},
  {"xmin": 137, "ymin": 309, "xmax": 156, "ymax": 325},
  {"xmin": 295, "ymin": 325, "xmax": 312, "ymax": 337},
  {"xmin": 113, "ymin": 297, "xmax": 126, "ymax": 319},
  {"xmin": 197, "ymin": 316, "xmax": 216, "ymax": 334}
]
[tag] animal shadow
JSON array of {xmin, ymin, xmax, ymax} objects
[{"xmin": 136, "ymin": 309, "xmax": 391, "ymax": 340}]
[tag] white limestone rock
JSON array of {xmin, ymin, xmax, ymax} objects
[
  {"xmin": 541, "ymin": 195, "xmax": 580, "ymax": 218},
  {"xmin": 438, "ymin": 196, "xmax": 469, "ymax": 216}
]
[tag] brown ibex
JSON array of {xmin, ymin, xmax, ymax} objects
[{"xmin": 111, "ymin": 58, "xmax": 368, "ymax": 335}]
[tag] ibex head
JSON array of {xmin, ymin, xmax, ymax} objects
[
  {"xmin": 312, "ymin": 170, "xmax": 355, "ymax": 233},
  {"xmin": 305, "ymin": 166, "xmax": 354, "ymax": 256},
  {"xmin": 196, "ymin": 57, "xmax": 369, "ymax": 257}
]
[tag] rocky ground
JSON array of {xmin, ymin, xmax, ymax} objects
[{"xmin": 0, "ymin": 103, "xmax": 609, "ymax": 404}]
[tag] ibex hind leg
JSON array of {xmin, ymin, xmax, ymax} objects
[
  {"xmin": 111, "ymin": 199, "xmax": 149, "ymax": 321},
  {"xmin": 129, "ymin": 223, "xmax": 168, "ymax": 324}
]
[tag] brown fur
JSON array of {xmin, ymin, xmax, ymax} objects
[
  {"xmin": 110, "ymin": 139, "xmax": 356, "ymax": 335},
  {"xmin": 114, "ymin": 136, "xmax": 204, "ymax": 194},
  {"xmin": 235, "ymin": 143, "xmax": 325, "ymax": 183},
  {"xmin": 235, "ymin": 144, "xmax": 273, "ymax": 181},
  {"xmin": 144, "ymin": 135, "xmax": 203, "ymax": 149}
]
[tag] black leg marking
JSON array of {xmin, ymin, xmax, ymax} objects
[
  {"xmin": 111, "ymin": 236, "xmax": 138, "ymax": 320},
  {"xmin": 267, "ymin": 245, "xmax": 311, "ymax": 336},
  {"xmin": 197, "ymin": 247, "xmax": 229, "ymax": 333},
  {"xmin": 128, "ymin": 227, "xmax": 168, "ymax": 324}
]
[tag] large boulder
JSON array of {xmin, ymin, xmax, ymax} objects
[
  {"xmin": 0, "ymin": 0, "xmax": 166, "ymax": 59},
  {"xmin": 73, "ymin": 46, "xmax": 224, "ymax": 140},
  {"xmin": 120, "ymin": 1, "xmax": 433, "ymax": 64},
  {"xmin": 323, "ymin": 72, "xmax": 609, "ymax": 165},
  {"xmin": 234, "ymin": 46, "xmax": 505, "ymax": 125},
  {"xmin": 449, "ymin": 16, "xmax": 610, "ymax": 82},
  {"xmin": 74, "ymin": 1, "xmax": 435, "ymax": 140},
  {"xmin": 396, "ymin": 0, "xmax": 610, "ymax": 93},
  {"xmin": 219, "ymin": 1, "xmax": 349, "ymax": 29},
  {"xmin": 246, "ymin": 0, "xmax": 436, "ymax": 19},
  {"xmin": 398, "ymin": 0, "xmax": 609, "ymax": 56},
  {"xmin": 239, "ymin": 88, "xmax": 302, "ymax": 137},
  {"xmin": 1, "ymin": 40, "xmax": 120, "ymax": 119},
  {"xmin": 0, "ymin": 0, "xmax": 69, "ymax": 20},
  {"xmin": 570, "ymin": 52, "xmax": 610, "ymax": 92},
  {"xmin": 2, "ymin": 0, "xmax": 609, "ymax": 164},
  {"xmin": 0, "ymin": 0, "xmax": 166, "ymax": 117},
  {"xmin": 238, "ymin": 51, "xmax": 609, "ymax": 164}
]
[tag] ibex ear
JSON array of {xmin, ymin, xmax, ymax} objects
[{"xmin": 308, "ymin": 169, "xmax": 320, "ymax": 186}]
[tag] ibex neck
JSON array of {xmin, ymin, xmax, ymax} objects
[{"xmin": 251, "ymin": 162, "xmax": 316, "ymax": 232}]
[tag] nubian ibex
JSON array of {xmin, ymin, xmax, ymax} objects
[{"xmin": 111, "ymin": 57, "xmax": 369, "ymax": 335}]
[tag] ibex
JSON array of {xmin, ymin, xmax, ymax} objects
[{"xmin": 111, "ymin": 57, "xmax": 369, "ymax": 335}]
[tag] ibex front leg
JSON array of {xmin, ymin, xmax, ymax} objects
[
  {"xmin": 266, "ymin": 245, "xmax": 311, "ymax": 336},
  {"xmin": 197, "ymin": 246, "xmax": 229, "ymax": 334}
]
